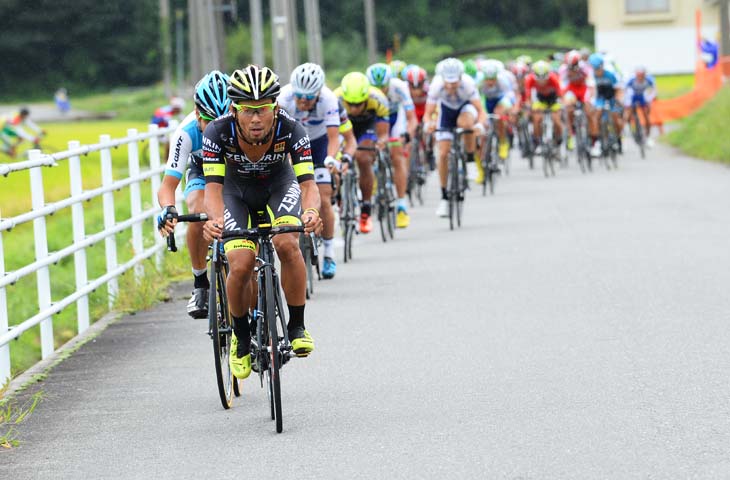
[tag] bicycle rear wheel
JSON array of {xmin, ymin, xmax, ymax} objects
[
  {"xmin": 209, "ymin": 258, "xmax": 234, "ymax": 409},
  {"xmin": 385, "ymin": 161, "xmax": 396, "ymax": 240},
  {"xmin": 448, "ymin": 152, "xmax": 457, "ymax": 230},
  {"xmin": 632, "ymin": 108, "xmax": 645, "ymax": 159}
]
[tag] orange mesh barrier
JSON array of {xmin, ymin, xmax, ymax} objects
[{"xmin": 650, "ymin": 58, "xmax": 725, "ymax": 126}]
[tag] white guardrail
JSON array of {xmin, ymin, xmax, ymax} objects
[{"xmin": 0, "ymin": 122, "xmax": 181, "ymax": 384}]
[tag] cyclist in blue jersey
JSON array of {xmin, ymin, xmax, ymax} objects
[
  {"xmin": 623, "ymin": 66, "xmax": 656, "ymax": 147},
  {"xmin": 588, "ymin": 54, "xmax": 623, "ymax": 157},
  {"xmin": 157, "ymin": 71, "xmax": 231, "ymax": 318}
]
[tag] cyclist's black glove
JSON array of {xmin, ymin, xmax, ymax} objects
[
  {"xmin": 157, "ymin": 205, "xmax": 178, "ymax": 231},
  {"xmin": 341, "ymin": 153, "xmax": 352, "ymax": 165},
  {"xmin": 403, "ymin": 132, "xmax": 411, "ymax": 144}
]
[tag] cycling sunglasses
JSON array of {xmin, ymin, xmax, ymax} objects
[{"xmin": 295, "ymin": 93, "xmax": 317, "ymax": 100}]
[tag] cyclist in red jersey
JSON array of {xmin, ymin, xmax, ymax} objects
[
  {"xmin": 559, "ymin": 50, "xmax": 596, "ymax": 149},
  {"xmin": 524, "ymin": 60, "xmax": 564, "ymax": 152},
  {"xmin": 405, "ymin": 66, "xmax": 429, "ymax": 123}
]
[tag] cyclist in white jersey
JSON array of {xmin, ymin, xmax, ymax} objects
[
  {"xmin": 479, "ymin": 62, "xmax": 516, "ymax": 163},
  {"xmin": 365, "ymin": 63, "xmax": 418, "ymax": 228},
  {"xmin": 157, "ymin": 71, "xmax": 231, "ymax": 318},
  {"xmin": 278, "ymin": 63, "xmax": 343, "ymax": 279},
  {"xmin": 423, "ymin": 58, "xmax": 486, "ymax": 218}
]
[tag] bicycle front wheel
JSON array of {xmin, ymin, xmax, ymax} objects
[
  {"xmin": 263, "ymin": 269, "xmax": 283, "ymax": 433},
  {"xmin": 209, "ymin": 258, "xmax": 234, "ymax": 409}
]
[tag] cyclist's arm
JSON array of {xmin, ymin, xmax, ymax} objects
[
  {"xmin": 470, "ymin": 97, "xmax": 487, "ymax": 127},
  {"xmin": 341, "ymin": 126, "xmax": 357, "ymax": 159},
  {"xmin": 11, "ymin": 125, "xmax": 36, "ymax": 142},
  {"xmin": 326, "ymin": 125, "xmax": 340, "ymax": 158},
  {"xmin": 24, "ymin": 118, "xmax": 43, "ymax": 135},
  {"xmin": 158, "ymin": 127, "xmax": 192, "ymax": 206}
]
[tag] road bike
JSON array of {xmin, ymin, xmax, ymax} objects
[
  {"xmin": 223, "ymin": 218, "xmax": 307, "ymax": 433},
  {"xmin": 406, "ymin": 124, "xmax": 428, "ymax": 206},
  {"xmin": 599, "ymin": 102, "xmax": 620, "ymax": 170},
  {"xmin": 438, "ymin": 128, "xmax": 471, "ymax": 230},
  {"xmin": 339, "ymin": 163, "xmax": 360, "ymax": 263},
  {"xmin": 628, "ymin": 103, "xmax": 646, "ymax": 160},
  {"xmin": 359, "ymin": 145, "xmax": 396, "ymax": 242},
  {"xmin": 571, "ymin": 101, "xmax": 591, "ymax": 173}
]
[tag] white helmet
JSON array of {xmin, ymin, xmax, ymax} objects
[
  {"xmin": 482, "ymin": 59, "xmax": 505, "ymax": 72},
  {"xmin": 290, "ymin": 62, "xmax": 325, "ymax": 95},
  {"xmin": 436, "ymin": 58, "xmax": 464, "ymax": 82},
  {"xmin": 170, "ymin": 96, "xmax": 186, "ymax": 110}
]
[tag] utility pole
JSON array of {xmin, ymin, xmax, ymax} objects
[
  {"xmin": 364, "ymin": 0, "xmax": 377, "ymax": 64},
  {"xmin": 288, "ymin": 0, "xmax": 300, "ymax": 67},
  {"xmin": 175, "ymin": 8, "xmax": 185, "ymax": 96},
  {"xmin": 304, "ymin": 0, "xmax": 323, "ymax": 66},
  {"xmin": 250, "ymin": 0, "xmax": 265, "ymax": 65},
  {"xmin": 160, "ymin": 0, "xmax": 173, "ymax": 98},
  {"xmin": 271, "ymin": 0, "xmax": 293, "ymax": 80},
  {"xmin": 721, "ymin": 0, "xmax": 730, "ymax": 56}
]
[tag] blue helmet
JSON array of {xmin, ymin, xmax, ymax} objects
[
  {"xmin": 366, "ymin": 63, "xmax": 392, "ymax": 88},
  {"xmin": 194, "ymin": 70, "xmax": 231, "ymax": 119},
  {"xmin": 588, "ymin": 53, "xmax": 604, "ymax": 69}
]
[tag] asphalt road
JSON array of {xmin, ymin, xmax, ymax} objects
[{"xmin": 3, "ymin": 141, "xmax": 730, "ymax": 479}]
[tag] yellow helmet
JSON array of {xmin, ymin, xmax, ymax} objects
[{"xmin": 340, "ymin": 72, "xmax": 370, "ymax": 104}]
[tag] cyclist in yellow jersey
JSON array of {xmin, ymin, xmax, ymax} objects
[{"xmin": 334, "ymin": 73, "xmax": 390, "ymax": 234}]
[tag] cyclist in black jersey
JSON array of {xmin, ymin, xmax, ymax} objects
[{"xmin": 202, "ymin": 65, "xmax": 322, "ymax": 381}]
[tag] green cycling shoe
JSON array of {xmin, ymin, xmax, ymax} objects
[
  {"xmin": 289, "ymin": 326, "xmax": 314, "ymax": 356},
  {"xmin": 229, "ymin": 333, "xmax": 252, "ymax": 379}
]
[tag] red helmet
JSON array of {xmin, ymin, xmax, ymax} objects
[
  {"xmin": 406, "ymin": 66, "xmax": 427, "ymax": 88},
  {"xmin": 566, "ymin": 50, "xmax": 581, "ymax": 67},
  {"xmin": 510, "ymin": 61, "xmax": 529, "ymax": 77}
]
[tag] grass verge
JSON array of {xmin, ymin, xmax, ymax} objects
[
  {"xmin": 654, "ymin": 73, "xmax": 694, "ymax": 100},
  {"xmin": 664, "ymin": 85, "xmax": 730, "ymax": 164}
]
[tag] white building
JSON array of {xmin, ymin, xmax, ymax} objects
[{"xmin": 588, "ymin": 0, "xmax": 719, "ymax": 74}]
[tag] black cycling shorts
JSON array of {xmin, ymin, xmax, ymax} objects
[{"xmin": 222, "ymin": 170, "xmax": 303, "ymax": 253}]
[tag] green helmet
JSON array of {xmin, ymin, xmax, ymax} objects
[
  {"xmin": 340, "ymin": 72, "xmax": 370, "ymax": 104},
  {"xmin": 464, "ymin": 59, "xmax": 478, "ymax": 79}
]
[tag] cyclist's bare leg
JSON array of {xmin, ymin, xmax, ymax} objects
[
  {"xmin": 272, "ymin": 232, "xmax": 306, "ymax": 305},
  {"xmin": 456, "ymin": 111, "xmax": 476, "ymax": 154},
  {"xmin": 185, "ymin": 190, "xmax": 208, "ymax": 271},
  {"xmin": 437, "ymin": 139, "xmax": 452, "ymax": 189},
  {"xmin": 226, "ymin": 249, "xmax": 256, "ymax": 317},
  {"xmin": 552, "ymin": 110, "xmax": 563, "ymax": 141},
  {"xmin": 356, "ymin": 140, "xmax": 375, "ymax": 204},
  {"xmin": 532, "ymin": 110, "xmax": 543, "ymax": 139},
  {"xmin": 642, "ymin": 105, "xmax": 652, "ymax": 136},
  {"xmin": 318, "ymin": 183, "xmax": 334, "ymax": 239},
  {"xmin": 494, "ymin": 104, "xmax": 507, "ymax": 142},
  {"xmin": 389, "ymin": 142, "xmax": 407, "ymax": 198}
]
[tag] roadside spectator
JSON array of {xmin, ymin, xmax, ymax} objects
[{"xmin": 54, "ymin": 88, "xmax": 70, "ymax": 114}]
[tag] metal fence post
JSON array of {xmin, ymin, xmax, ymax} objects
[
  {"xmin": 149, "ymin": 124, "xmax": 164, "ymax": 268},
  {"xmin": 100, "ymin": 135, "xmax": 118, "ymax": 308},
  {"xmin": 28, "ymin": 150, "xmax": 54, "ymax": 359},
  {"xmin": 68, "ymin": 140, "xmax": 89, "ymax": 333},
  {"xmin": 128, "ymin": 129, "xmax": 144, "ymax": 281},
  {"xmin": 0, "ymin": 230, "xmax": 10, "ymax": 384}
]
